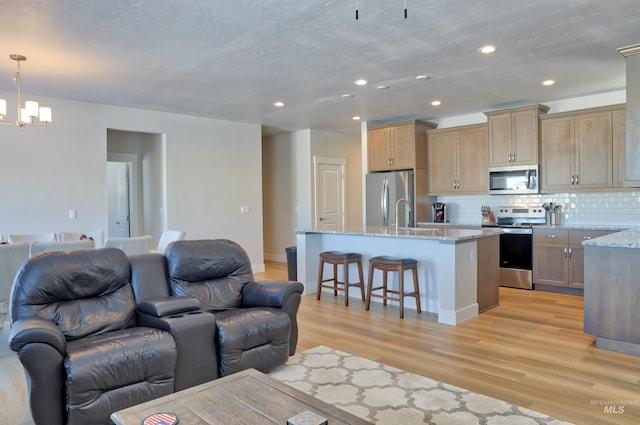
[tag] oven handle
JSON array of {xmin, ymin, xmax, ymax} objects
[{"xmin": 498, "ymin": 228, "xmax": 533, "ymax": 235}]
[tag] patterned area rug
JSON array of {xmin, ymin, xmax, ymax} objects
[{"xmin": 269, "ymin": 346, "xmax": 572, "ymax": 425}]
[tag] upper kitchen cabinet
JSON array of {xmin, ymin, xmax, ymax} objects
[
  {"xmin": 540, "ymin": 105, "xmax": 625, "ymax": 192},
  {"xmin": 619, "ymin": 44, "xmax": 640, "ymax": 186},
  {"xmin": 613, "ymin": 107, "xmax": 627, "ymax": 187},
  {"xmin": 426, "ymin": 124, "xmax": 488, "ymax": 195},
  {"xmin": 485, "ymin": 104, "xmax": 549, "ymax": 167},
  {"xmin": 367, "ymin": 120, "xmax": 437, "ymax": 172}
]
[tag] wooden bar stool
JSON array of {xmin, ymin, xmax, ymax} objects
[
  {"xmin": 366, "ymin": 256, "xmax": 421, "ymax": 319},
  {"xmin": 317, "ymin": 251, "xmax": 365, "ymax": 306}
]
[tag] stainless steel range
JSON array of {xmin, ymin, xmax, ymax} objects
[{"xmin": 482, "ymin": 206, "xmax": 546, "ymax": 289}]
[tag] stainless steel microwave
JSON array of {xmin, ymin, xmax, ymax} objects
[{"xmin": 489, "ymin": 165, "xmax": 539, "ymax": 194}]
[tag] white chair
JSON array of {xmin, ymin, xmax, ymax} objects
[
  {"xmin": 30, "ymin": 239, "xmax": 94, "ymax": 257},
  {"xmin": 0, "ymin": 242, "xmax": 30, "ymax": 328},
  {"xmin": 104, "ymin": 235, "xmax": 153, "ymax": 256},
  {"xmin": 155, "ymin": 230, "xmax": 186, "ymax": 253},
  {"xmin": 58, "ymin": 230, "xmax": 105, "ymax": 248},
  {"xmin": 8, "ymin": 232, "xmax": 57, "ymax": 244},
  {"xmin": 0, "ymin": 234, "xmax": 5, "ymax": 243}
]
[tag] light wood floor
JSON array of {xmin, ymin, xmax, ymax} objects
[{"xmin": 256, "ymin": 261, "xmax": 640, "ymax": 425}]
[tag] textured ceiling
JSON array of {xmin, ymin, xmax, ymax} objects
[{"xmin": 0, "ymin": 0, "xmax": 637, "ymax": 135}]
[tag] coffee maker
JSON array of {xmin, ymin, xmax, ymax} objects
[{"xmin": 433, "ymin": 203, "xmax": 447, "ymax": 223}]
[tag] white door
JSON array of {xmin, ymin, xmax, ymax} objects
[
  {"xmin": 107, "ymin": 161, "xmax": 130, "ymax": 237},
  {"xmin": 314, "ymin": 156, "xmax": 346, "ymax": 230}
]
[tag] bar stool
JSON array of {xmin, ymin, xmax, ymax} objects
[
  {"xmin": 317, "ymin": 251, "xmax": 365, "ymax": 306},
  {"xmin": 366, "ymin": 256, "xmax": 421, "ymax": 319}
]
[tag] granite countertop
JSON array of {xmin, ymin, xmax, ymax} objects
[
  {"xmin": 297, "ymin": 226, "xmax": 501, "ymax": 243},
  {"xmin": 582, "ymin": 229, "xmax": 640, "ymax": 249},
  {"xmin": 417, "ymin": 221, "xmax": 630, "ymax": 232}
]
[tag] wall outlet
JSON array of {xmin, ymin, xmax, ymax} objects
[{"xmin": 241, "ymin": 206, "xmax": 250, "ymax": 214}]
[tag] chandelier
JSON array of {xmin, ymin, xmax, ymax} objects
[{"xmin": 0, "ymin": 54, "xmax": 52, "ymax": 128}]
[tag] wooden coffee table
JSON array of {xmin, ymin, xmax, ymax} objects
[{"xmin": 111, "ymin": 368, "xmax": 372, "ymax": 424}]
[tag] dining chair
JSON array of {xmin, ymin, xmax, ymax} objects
[
  {"xmin": 104, "ymin": 235, "xmax": 153, "ymax": 256},
  {"xmin": 8, "ymin": 232, "xmax": 57, "ymax": 244},
  {"xmin": 155, "ymin": 230, "xmax": 186, "ymax": 253},
  {"xmin": 0, "ymin": 242, "xmax": 30, "ymax": 328},
  {"xmin": 58, "ymin": 229, "xmax": 105, "ymax": 248},
  {"xmin": 30, "ymin": 239, "xmax": 94, "ymax": 257}
]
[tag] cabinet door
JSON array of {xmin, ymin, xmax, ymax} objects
[
  {"xmin": 541, "ymin": 116, "xmax": 574, "ymax": 191},
  {"xmin": 488, "ymin": 113, "xmax": 512, "ymax": 167},
  {"xmin": 512, "ymin": 108, "xmax": 539, "ymax": 165},
  {"xmin": 533, "ymin": 243, "xmax": 568, "ymax": 287},
  {"xmin": 457, "ymin": 127, "xmax": 488, "ymax": 193},
  {"xmin": 568, "ymin": 244, "xmax": 585, "ymax": 288},
  {"xmin": 574, "ymin": 112, "xmax": 612, "ymax": 189},
  {"xmin": 567, "ymin": 230, "xmax": 607, "ymax": 288},
  {"xmin": 612, "ymin": 108, "xmax": 626, "ymax": 187},
  {"xmin": 426, "ymin": 131, "xmax": 458, "ymax": 194},
  {"xmin": 368, "ymin": 127, "xmax": 392, "ymax": 171},
  {"xmin": 390, "ymin": 124, "xmax": 416, "ymax": 170}
]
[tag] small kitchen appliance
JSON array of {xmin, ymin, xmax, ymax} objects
[{"xmin": 433, "ymin": 202, "xmax": 447, "ymax": 223}]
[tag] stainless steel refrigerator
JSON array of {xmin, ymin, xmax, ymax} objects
[{"xmin": 366, "ymin": 170, "xmax": 414, "ymax": 228}]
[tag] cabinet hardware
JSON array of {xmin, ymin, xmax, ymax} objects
[
  {"xmin": 564, "ymin": 247, "xmax": 568, "ymax": 258},
  {"xmin": 575, "ymin": 174, "xmax": 579, "ymax": 185},
  {"xmin": 546, "ymin": 234, "xmax": 557, "ymax": 238},
  {"xmin": 568, "ymin": 247, "xmax": 572, "ymax": 258},
  {"xmin": 570, "ymin": 175, "xmax": 575, "ymax": 185}
]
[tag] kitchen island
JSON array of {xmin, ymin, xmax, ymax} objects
[
  {"xmin": 583, "ymin": 229, "xmax": 640, "ymax": 356},
  {"xmin": 296, "ymin": 226, "xmax": 501, "ymax": 326}
]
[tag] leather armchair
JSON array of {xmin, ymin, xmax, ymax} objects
[
  {"xmin": 164, "ymin": 239, "xmax": 305, "ymax": 376},
  {"xmin": 9, "ymin": 248, "xmax": 178, "ymax": 425}
]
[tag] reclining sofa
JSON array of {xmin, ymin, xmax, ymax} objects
[{"xmin": 9, "ymin": 239, "xmax": 304, "ymax": 425}]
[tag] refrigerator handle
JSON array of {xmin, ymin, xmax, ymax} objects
[{"xmin": 381, "ymin": 176, "xmax": 389, "ymax": 228}]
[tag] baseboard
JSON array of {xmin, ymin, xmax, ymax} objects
[{"xmin": 265, "ymin": 252, "xmax": 287, "ymax": 263}]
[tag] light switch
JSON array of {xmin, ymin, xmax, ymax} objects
[
  {"xmin": 241, "ymin": 206, "xmax": 250, "ymax": 214},
  {"xmin": 69, "ymin": 209, "xmax": 77, "ymax": 219}
]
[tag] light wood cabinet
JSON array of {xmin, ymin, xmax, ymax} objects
[
  {"xmin": 426, "ymin": 124, "xmax": 488, "ymax": 195},
  {"xmin": 613, "ymin": 108, "xmax": 627, "ymax": 187},
  {"xmin": 485, "ymin": 104, "xmax": 549, "ymax": 167},
  {"xmin": 541, "ymin": 108, "xmax": 614, "ymax": 191},
  {"xmin": 367, "ymin": 120, "xmax": 436, "ymax": 172},
  {"xmin": 533, "ymin": 228, "xmax": 607, "ymax": 289}
]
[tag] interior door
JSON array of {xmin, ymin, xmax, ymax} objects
[
  {"xmin": 314, "ymin": 157, "xmax": 345, "ymax": 230},
  {"xmin": 107, "ymin": 161, "xmax": 130, "ymax": 237}
]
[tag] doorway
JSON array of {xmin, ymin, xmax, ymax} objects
[
  {"xmin": 314, "ymin": 156, "xmax": 346, "ymax": 230},
  {"xmin": 106, "ymin": 129, "xmax": 165, "ymax": 244},
  {"xmin": 107, "ymin": 161, "xmax": 130, "ymax": 237}
]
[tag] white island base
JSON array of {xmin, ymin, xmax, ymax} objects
[{"xmin": 296, "ymin": 227, "xmax": 499, "ymax": 326}]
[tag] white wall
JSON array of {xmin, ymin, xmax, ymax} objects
[
  {"xmin": 0, "ymin": 90, "xmax": 266, "ymax": 269},
  {"xmin": 262, "ymin": 129, "xmax": 361, "ymax": 262}
]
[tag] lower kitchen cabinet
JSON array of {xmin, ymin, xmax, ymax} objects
[{"xmin": 533, "ymin": 228, "xmax": 607, "ymax": 289}]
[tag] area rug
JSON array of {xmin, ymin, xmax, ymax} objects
[{"xmin": 268, "ymin": 345, "xmax": 572, "ymax": 425}]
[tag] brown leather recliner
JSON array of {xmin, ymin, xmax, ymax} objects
[{"xmin": 8, "ymin": 248, "xmax": 180, "ymax": 425}]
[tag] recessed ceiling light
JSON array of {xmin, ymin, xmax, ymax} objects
[
  {"xmin": 354, "ymin": 79, "xmax": 368, "ymax": 86},
  {"xmin": 352, "ymin": 116, "xmax": 361, "ymax": 121},
  {"xmin": 342, "ymin": 93, "xmax": 354, "ymax": 98},
  {"xmin": 416, "ymin": 75, "xmax": 430, "ymax": 80},
  {"xmin": 431, "ymin": 100, "xmax": 441, "ymax": 106},
  {"xmin": 376, "ymin": 85, "xmax": 390, "ymax": 90},
  {"xmin": 479, "ymin": 45, "xmax": 497, "ymax": 54},
  {"xmin": 542, "ymin": 79, "xmax": 556, "ymax": 86},
  {"xmin": 273, "ymin": 101, "xmax": 285, "ymax": 107}
]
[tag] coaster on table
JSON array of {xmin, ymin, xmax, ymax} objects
[
  {"xmin": 287, "ymin": 410, "xmax": 328, "ymax": 425},
  {"xmin": 141, "ymin": 412, "xmax": 179, "ymax": 425}
]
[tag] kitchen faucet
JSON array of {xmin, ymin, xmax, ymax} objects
[{"xmin": 395, "ymin": 198, "xmax": 412, "ymax": 228}]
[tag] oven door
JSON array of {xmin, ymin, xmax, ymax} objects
[{"xmin": 498, "ymin": 228, "xmax": 533, "ymax": 289}]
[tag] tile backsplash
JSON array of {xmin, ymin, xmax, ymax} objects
[{"xmin": 436, "ymin": 191, "xmax": 640, "ymax": 226}]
